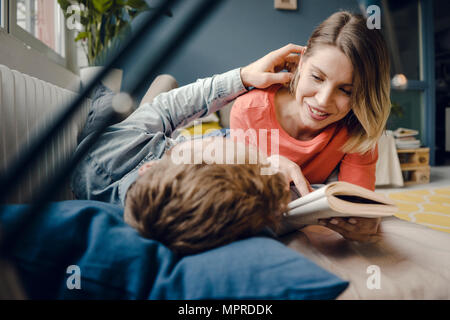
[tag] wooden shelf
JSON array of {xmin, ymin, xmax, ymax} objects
[
  {"xmin": 403, "ymin": 167, "xmax": 430, "ymax": 186},
  {"xmin": 397, "ymin": 147, "xmax": 430, "ymax": 168},
  {"xmin": 397, "ymin": 147, "xmax": 430, "ymax": 185},
  {"xmin": 397, "ymin": 147, "xmax": 430, "ymax": 153}
]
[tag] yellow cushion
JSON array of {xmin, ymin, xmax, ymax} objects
[{"xmin": 181, "ymin": 122, "xmax": 222, "ymax": 137}]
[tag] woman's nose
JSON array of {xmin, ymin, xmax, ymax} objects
[{"xmin": 316, "ymin": 85, "xmax": 334, "ymax": 108}]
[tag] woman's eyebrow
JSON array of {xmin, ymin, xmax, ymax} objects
[
  {"xmin": 311, "ymin": 64, "xmax": 353, "ymax": 87},
  {"xmin": 311, "ymin": 64, "xmax": 327, "ymax": 77}
]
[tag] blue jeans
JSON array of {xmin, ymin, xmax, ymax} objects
[{"xmin": 70, "ymin": 68, "xmax": 247, "ymax": 206}]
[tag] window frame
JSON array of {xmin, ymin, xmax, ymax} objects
[
  {"xmin": 384, "ymin": 0, "xmax": 435, "ymax": 164},
  {"xmin": 0, "ymin": 0, "xmax": 7, "ymax": 30},
  {"xmin": 7, "ymin": 0, "xmax": 70, "ymax": 69},
  {"xmin": 419, "ymin": 0, "xmax": 436, "ymax": 165}
]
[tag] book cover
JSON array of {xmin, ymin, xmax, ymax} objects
[{"xmin": 394, "ymin": 128, "xmax": 419, "ymax": 138}]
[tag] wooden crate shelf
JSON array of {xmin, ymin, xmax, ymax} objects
[
  {"xmin": 397, "ymin": 147, "xmax": 430, "ymax": 185},
  {"xmin": 401, "ymin": 165, "xmax": 430, "ymax": 186},
  {"xmin": 397, "ymin": 147, "xmax": 430, "ymax": 168}
]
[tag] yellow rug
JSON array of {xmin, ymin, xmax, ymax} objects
[{"xmin": 384, "ymin": 187, "xmax": 450, "ymax": 233}]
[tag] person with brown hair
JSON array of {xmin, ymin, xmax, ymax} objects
[
  {"xmin": 125, "ymin": 160, "xmax": 290, "ymax": 255},
  {"xmin": 230, "ymin": 11, "xmax": 392, "ymax": 243},
  {"xmin": 71, "ymin": 44, "xmax": 302, "ymax": 255}
]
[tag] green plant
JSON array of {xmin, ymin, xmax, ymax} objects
[
  {"xmin": 58, "ymin": 0, "xmax": 168, "ymax": 66},
  {"xmin": 391, "ymin": 101, "xmax": 404, "ymax": 118}
]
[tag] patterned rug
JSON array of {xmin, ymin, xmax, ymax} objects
[{"xmin": 384, "ymin": 187, "xmax": 450, "ymax": 233}]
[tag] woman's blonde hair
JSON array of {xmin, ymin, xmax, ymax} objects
[{"xmin": 290, "ymin": 11, "xmax": 391, "ymax": 154}]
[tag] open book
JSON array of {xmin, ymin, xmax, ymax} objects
[{"xmin": 277, "ymin": 181, "xmax": 397, "ymax": 235}]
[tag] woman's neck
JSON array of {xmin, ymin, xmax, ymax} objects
[{"xmin": 274, "ymin": 87, "xmax": 321, "ymax": 141}]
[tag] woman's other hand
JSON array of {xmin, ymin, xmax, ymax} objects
[
  {"xmin": 318, "ymin": 217, "xmax": 382, "ymax": 243},
  {"xmin": 240, "ymin": 43, "xmax": 305, "ymax": 89},
  {"xmin": 267, "ymin": 154, "xmax": 313, "ymax": 197}
]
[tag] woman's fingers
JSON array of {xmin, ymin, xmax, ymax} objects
[
  {"xmin": 276, "ymin": 43, "xmax": 305, "ymax": 57},
  {"xmin": 241, "ymin": 44, "xmax": 306, "ymax": 88},
  {"xmin": 270, "ymin": 154, "xmax": 312, "ymax": 197},
  {"xmin": 268, "ymin": 45, "xmax": 304, "ymax": 72},
  {"xmin": 320, "ymin": 220, "xmax": 380, "ymax": 242},
  {"xmin": 272, "ymin": 51, "xmax": 302, "ymax": 72},
  {"xmin": 318, "ymin": 217, "xmax": 382, "ymax": 243},
  {"xmin": 290, "ymin": 167, "xmax": 312, "ymax": 197},
  {"xmin": 284, "ymin": 53, "xmax": 301, "ymax": 64}
]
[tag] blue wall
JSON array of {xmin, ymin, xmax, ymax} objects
[{"xmin": 123, "ymin": 0, "xmax": 362, "ymax": 100}]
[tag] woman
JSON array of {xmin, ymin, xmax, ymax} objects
[{"xmin": 231, "ymin": 11, "xmax": 391, "ymax": 242}]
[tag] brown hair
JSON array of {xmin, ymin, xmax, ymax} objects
[
  {"xmin": 290, "ymin": 11, "xmax": 391, "ymax": 154},
  {"xmin": 124, "ymin": 160, "xmax": 290, "ymax": 255}
]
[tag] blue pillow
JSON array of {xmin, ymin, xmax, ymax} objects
[{"xmin": 0, "ymin": 200, "xmax": 348, "ymax": 299}]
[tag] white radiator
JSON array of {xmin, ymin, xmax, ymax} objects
[{"xmin": 0, "ymin": 64, "xmax": 90, "ymax": 203}]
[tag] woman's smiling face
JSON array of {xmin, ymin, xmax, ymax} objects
[{"xmin": 294, "ymin": 45, "xmax": 354, "ymax": 138}]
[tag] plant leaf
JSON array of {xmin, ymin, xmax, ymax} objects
[
  {"xmin": 60, "ymin": 0, "xmax": 172, "ymax": 65},
  {"xmin": 74, "ymin": 31, "xmax": 89, "ymax": 41},
  {"xmin": 93, "ymin": 0, "xmax": 113, "ymax": 14},
  {"xmin": 57, "ymin": 0, "xmax": 71, "ymax": 13}
]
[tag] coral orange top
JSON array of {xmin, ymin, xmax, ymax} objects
[{"xmin": 230, "ymin": 85, "xmax": 378, "ymax": 190}]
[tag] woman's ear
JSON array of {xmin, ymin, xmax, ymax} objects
[
  {"xmin": 299, "ymin": 56, "xmax": 306, "ymax": 73},
  {"xmin": 299, "ymin": 46, "xmax": 308, "ymax": 71}
]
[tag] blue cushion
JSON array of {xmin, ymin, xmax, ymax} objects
[{"xmin": 0, "ymin": 200, "xmax": 348, "ymax": 299}]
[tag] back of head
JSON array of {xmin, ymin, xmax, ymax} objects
[
  {"xmin": 291, "ymin": 11, "xmax": 391, "ymax": 154},
  {"xmin": 124, "ymin": 160, "xmax": 290, "ymax": 255}
]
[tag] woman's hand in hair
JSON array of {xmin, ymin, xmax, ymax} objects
[
  {"xmin": 318, "ymin": 217, "xmax": 382, "ymax": 243},
  {"xmin": 240, "ymin": 43, "xmax": 305, "ymax": 89},
  {"xmin": 267, "ymin": 154, "xmax": 313, "ymax": 197}
]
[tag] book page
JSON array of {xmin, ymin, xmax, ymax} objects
[{"xmin": 288, "ymin": 185, "xmax": 328, "ymax": 210}]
